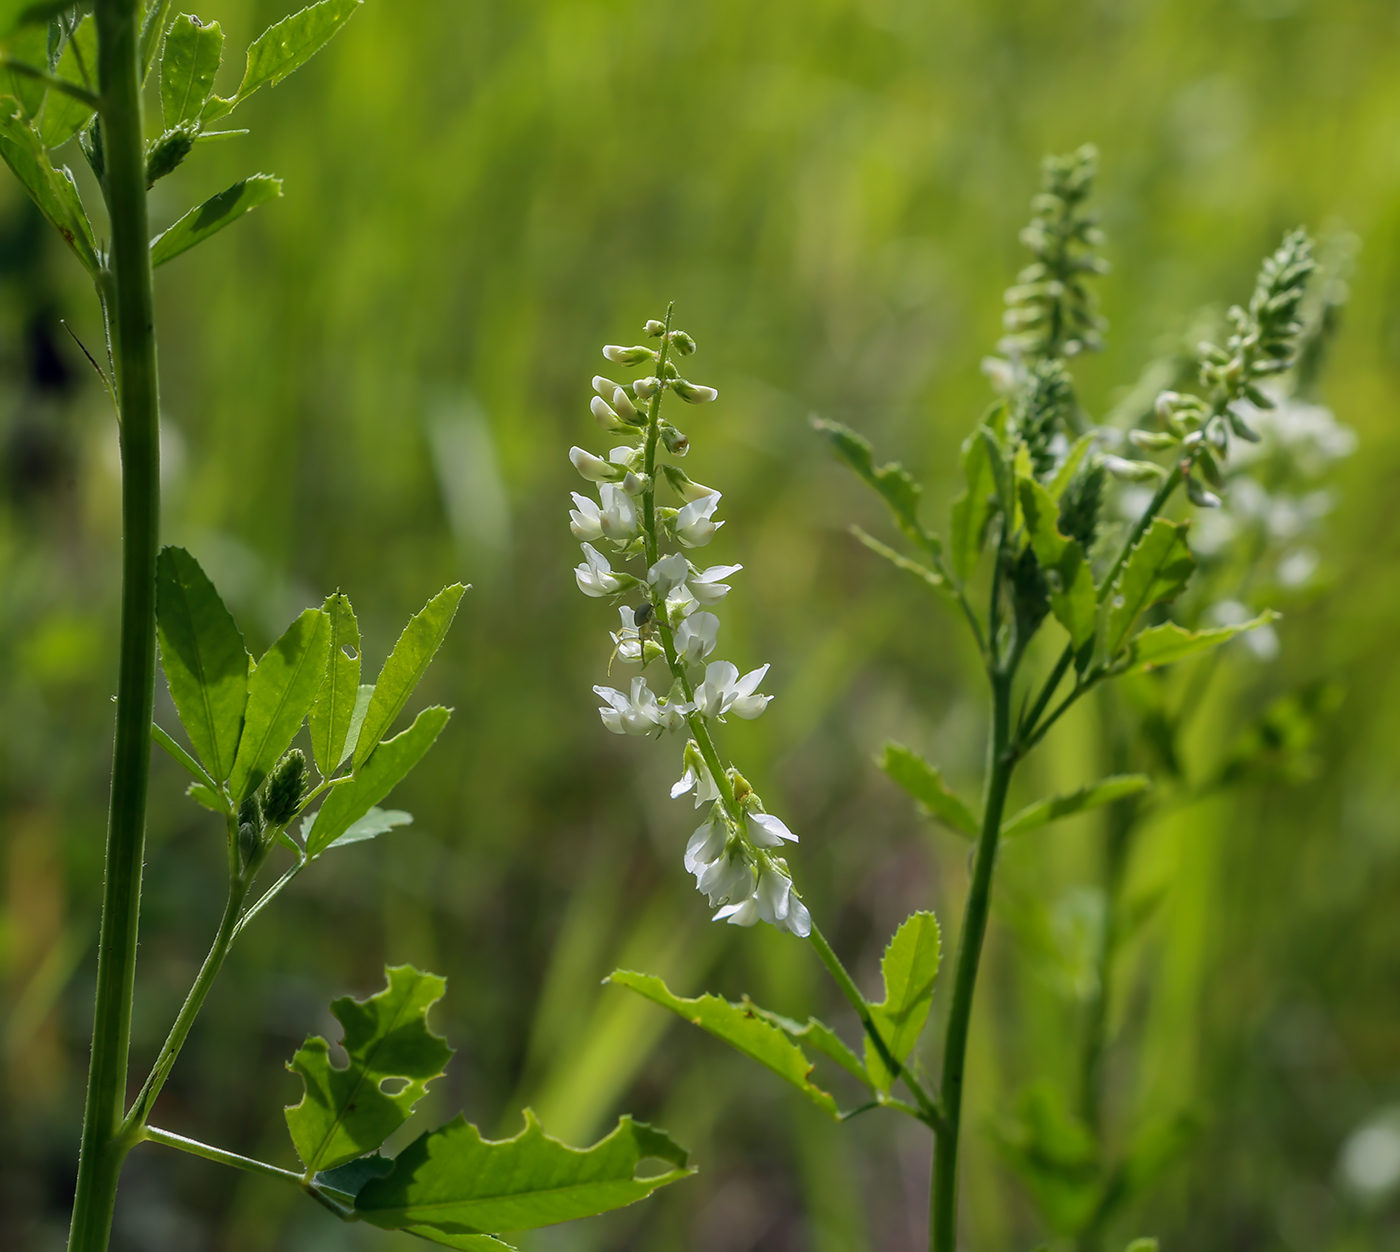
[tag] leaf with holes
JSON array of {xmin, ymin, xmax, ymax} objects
[
  {"xmin": 160, "ymin": 12, "xmax": 224, "ymax": 128},
  {"xmin": 228, "ymin": 606, "xmax": 330, "ymax": 802},
  {"xmin": 864, "ymin": 911, "xmax": 942, "ymax": 1090},
  {"xmin": 353, "ymin": 1111, "xmax": 693, "ymax": 1239},
  {"xmin": 285, "ymin": 965, "xmax": 454, "ymax": 1175}
]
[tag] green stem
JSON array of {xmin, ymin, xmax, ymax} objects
[
  {"xmin": 808, "ymin": 924, "xmax": 942, "ymax": 1129},
  {"xmin": 121, "ymin": 882, "xmax": 248, "ymax": 1138},
  {"xmin": 142, "ymin": 1127, "xmax": 353, "ymax": 1220},
  {"xmin": 931, "ymin": 669, "xmax": 1017, "ymax": 1252},
  {"xmin": 67, "ymin": 2, "xmax": 160, "ymax": 1248},
  {"xmin": 0, "ymin": 56, "xmax": 102, "ymax": 107}
]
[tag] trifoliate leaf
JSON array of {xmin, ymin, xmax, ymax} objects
[
  {"xmin": 1119, "ymin": 612, "xmax": 1279, "ymax": 675},
  {"xmin": 228, "ymin": 607, "xmax": 331, "ymax": 803},
  {"xmin": 1104, "ymin": 519, "xmax": 1195, "ymax": 657},
  {"xmin": 353, "ymin": 584, "xmax": 465, "ymax": 772},
  {"xmin": 286, "ymin": 965, "xmax": 454, "ymax": 1175},
  {"xmin": 353, "ymin": 1111, "xmax": 692, "ymax": 1238},
  {"xmin": 1019, "ymin": 476, "xmax": 1095, "ymax": 649},
  {"xmin": 864, "ymin": 912, "xmax": 941, "ymax": 1090},
  {"xmin": 744, "ymin": 1002, "xmax": 872, "ymax": 1090},
  {"xmin": 813, "ymin": 417, "xmax": 938, "ymax": 556},
  {"xmin": 951, "ymin": 428, "xmax": 997, "ymax": 581},
  {"xmin": 0, "ymin": 98, "xmax": 98, "ymax": 274},
  {"xmin": 309, "ymin": 592, "xmax": 360, "ymax": 777},
  {"xmin": 304, "ymin": 707, "xmax": 449, "ymax": 857},
  {"xmin": 156, "ymin": 546, "xmax": 250, "ymax": 784},
  {"xmin": 607, "ymin": 970, "xmax": 838, "ymax": 1117},
  {"xmin": 1000, "ymin": 775, "xmax": 1150, "ymax": 839},
  {"xmin": 160, "ymin": 13, "xmax": 224, "ymax": 128},
  {"xmin": 879, "ymin": 743, "xmax": 979, "ymax": 839},
  {"xmin": 36, "ymin": 14, "xmax": 95, "ymax": 148},
  {"xmin": 150, "ymin": 174, "xmax": 283, "ymax": 267}
]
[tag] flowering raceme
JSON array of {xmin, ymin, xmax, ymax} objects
[{"xmin": 567, "ymin": 316, "xmax": 809, "ymax": 936}]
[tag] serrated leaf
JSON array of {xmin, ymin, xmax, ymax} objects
[
  {"xmin": 2, "ymin": 23, "xmax": 48, "ymax": 116},
  {"xmin": 160, "ymin": 13, "xmax": 224, "ymax": 128},
  {"xmin": 306, "ymin": 805, "xmax": 411, "ymax": 852},
  {"xmin": 880, "ymin": 742, "xmax": 978, "ymax": 838},
  {"xmin": 744, "ymin": 1002, "xmax": 872, "ymax": 1090},
  {"xmin": 0, "ymin": 0, "xmax": 74, "ymax": 38},
  {"xmin": 814, "ymin": 417, "xmax": 937, "ymax": 554},
  {"xmin": 0, "ymin": 97, "xmax": 97, "ymax": 273},
  {"xmin": 228, "ymin": 606, "xmax": 331, "ymax": 802},
  {"xmin": 309, "ymin": 592, "xmax": 360, "ymax": 776},
  {"xmin": 1000, "ymin": 775, "xmax": 1151, "ymax": 839},
  {"xmin": 304, "ymin": 707, "xmax": 450, "ymax": 857},
  {"xmin": 36, "ymin": 13, "xmax": 94, "ymax": 147},
  {"xmin": 150, "ymin": 173, "xmax": 282, "ymax": 266},
  {"xmin": 155, "ymin": 546, "xmax": 250, "ymax": 784},
  {"xmin": 354, "ymin": 1111, "xmax": 692, "ymax": 1237},
  {"xmin": 232, "ymin": 0, "xmax": 360, "ymax": 106},
  {"xmin": 607, "ymin": 970, "xmax": 838, "ymax": 1117},
  {"xmin": 354, "ymin": 584, "xmax": 465, "ymax": 772},
  {"xmin": 1120, "ymin": 612, "xmax": 1279, "ymax": 675},
  {"xmin": 1104, "ymin": 519, "xmax": 1195, "ymax": 657},
  {"xmin": 950, "ymin": 429, "xmax": 996, "ymax": 581},
  {"xmin": 1019, "ymin": 476, "xmax": 1096, "ymax": 649},
  {"xmin": 286, "ymin": 965, "xmax": 454, "ymax": 1175},
  {"xmin": 864, "ymin": 912, "xmax": 941, "ymax": 1090}
]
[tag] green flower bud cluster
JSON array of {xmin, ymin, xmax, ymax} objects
[
  {"xmin": 1011, "ymin": 359, "xmax": 1075, "ymax": 476},
  {"xmin": 263, "ymin": 748, "xmax": 308, "ymax": 827},
  {"xmin": 1000, "ymin": 143, "xmax": 1110, "ymax": 361}
]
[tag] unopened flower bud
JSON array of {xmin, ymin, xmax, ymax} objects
[
  {"xmin": 633, "ymin": 376, "xmax": 661, "ymax": 399},
  {"xmin": 1128, "ymin": 429, "xmax": 1177, "ymax": 451},
  {"xmin": 570, "ymin": 445, "xmax": 621, "ymax": 482},
  {"xmin": 661, "ymin": 463, "xmax": 717, "ymax": 502},
  {"xmin": 1185, "ymin": 473, "xmax": 1222, "ymax": 508},
  {"xmin": 668, "ymin": 330, "xmax": 697, "ymax": 356},
  {"xmin": 592, "ymin": 375, "xmax": 622, "ymax": 398},
  {"xmin": 622, "ymin": 470, "xmax": 648, "ymax": 497},
  {"xmin": 1102, "ymin": 455, "xmax": 1166, "ymax": 482},
  {"xmin": 611, "ymin": 387, "xmax": 642, "ymax": 424},
  {"xmin": 672, "ymin": 379, "xmax": 718, "ymax": 404},
  {"xmin": 237, "ymin": 821, "xmax": 260, "ymax": 870},
  {"xmin": 238, "ymin": 795, "xmax": 261, "ymax": 832},
  {"xmin": 1154, "ymin": 391, "xmax": 1180, "ymax": 424},
  {"xmin": 590, "ymin": 395, "xmax": 624, "ymax": 430},
  {"xmin": 644, "ymin": 319, "xmax": 666, "ymax": 337},
  {"xmin": 662, "ymin": 425, "xmax": 689, "ymax": 455},
  {"xmin": 263, "ymin": 749, "xmax": 307, "ymax": 827},
  {"xmin": 603, "ymin": 344, "xmax": 656, "ymax": 367}
]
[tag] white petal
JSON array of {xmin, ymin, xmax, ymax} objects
[
  {"xmin": 714, "ymin": 898, "xmax": 761, "ymax": 926},
  {"xmin": 684, "ymin": 814, "xmax": 727, "ymax": 872},
  {"xmin": 570, "ymin": 446, "xmax": 615, "ymax": 482},
  {"xmin": 729, "ymin": 693, "xmax": 773, "ymax": 720},
  {"xmin": 734, "ymin": 663, "xmax": 770, "ymax": 698},
  {"xmin": 756, "ymin": 869, "xmax": 792, "ymax": 924},
  {"xmin": 747, "ymin": 812, "xmax": 797, "ymax": 847},
  {"xmin": 779, "ymin": 895, "xmax": 812, "ymax": 938}
]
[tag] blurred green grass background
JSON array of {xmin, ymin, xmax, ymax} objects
[{"xmin": 2, "ymin": 0, "xmax": 1400, "ymax": 1248}]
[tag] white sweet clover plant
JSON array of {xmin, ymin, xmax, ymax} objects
[{"xmin": 568, "ymin": 313, "xmax": 809, "ymax": 935}]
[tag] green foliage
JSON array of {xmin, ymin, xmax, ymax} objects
[
  {"xmin": 317, "ymin": 805, "xmax": 412, "ymax": 851},
  {"xmin": 1000, "ymin": 775, "xmax": 1150, "ymax": 839},
  {"xmin": 744, "ymin": 1003, "xmax": 872, "ymax": 1090},
  {"xmin": 35, "ymin": 14, "xmax": 94, "ymax": 148},
  {"xmin": 606, "ymin": 971, "xmax": 839, "ymax": 1117},
  {"xmin": 286, "ymin": 965, "xmax": 454, "ymax": 1175},
  {"xmin": 155, "ymin": 547, "xmax": 250, "ymax": 785},
  {"xmin": 352, "ymin": 1112, "xmax": 693, "ymax": 1244},
  {"xmin": 228, "ymin": 607, "xmax": 331, "ymax": 802},
  {"xmin": 0, "ymin": 0, "xmax": 72, "ymax": 38},
  {"xmin": 150, "ymin": 174, "xmax": 284, "ymax": 266},
  {"xmin": 850, "ymin": 525, "xmax": 945, "ymax": 595},
  {"xmin": 1104, "ymin": 520, "xmax": 1195, "ymax": 658},
  {"xmin": 1120, "ymin": 612, "xmax": 1279, "ymax": 675},
  {"xmin": 353, "ymin": 583, "xmax": 466, "ymax": 771},
  {"xmin": 1018, "ymin": 476, "xmax": 1095, "ymax": 649},
  {"xmin": 310, "ymin": 592, "xmax": 362, "ymax": 775},
  {"xmin": 994, "ymin": 1082, "xmax": 1101, "ymax": 1235},
  {"xmin": 864, "ymin": 912, "xmax": 941, "ymax": 1090},
  {"xmin": 813, "ymin": 417, "xmax": 936, "ymax": 555},
  {"xmin": 950, "ymin": 428, "xmax": 997, "ymax": 581},
  {"xmin": 879, "ymin": 742, "xmax": 978, "ymax": 838},
  {"xmin": 160, "ymin": 14, "xmax": 224, "ymax": 128},
  {"xmin": 0, "ymin": 97, "xmax": 96, "ymax": 273},
  {"xmin": 304, "ymin": 705, "xmax": 451, "ymax": 856}
]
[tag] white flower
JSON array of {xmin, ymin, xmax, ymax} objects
[
  {"xmin": 590, "ymin": 395, "xmax": 625, "ymax": 430},
  {"xmin": 694, "ymin": 661, "xmax": 773, "ymax": 721},
  {"xmin": 713, "ymin": 896, "xmax": 760, "ymax": 926},
  {"xmin": 672, "ymin": 758, "xmax": 722, "ymax": 807},
  {"xmin": 702, "ymin": 856, "xmax": 756, "ymax": 908},
  {"xmin": 609, "ymin": 445, "xmax": 643, "ymax": 470},
  {"xmin": 609, "ymin": 606, "xmax": 645, "ymax": 663},
  {"xmin": 570, "ymin": 446, "xmax": 618, "ymax": 482},
  {"xmin": 568, "ymin": 493, "xmax": 604, "ymax": 542},
  {"xmin": 575, "ymin": 543, "xmax": 627, "ymax": 597},
  {"xmin": 648, "ymin": 553, "xmax": 690, "ymax": 598},
  {"xmin": 689, "ymin": 564, "xmax": 741, "ymax": 605},
  {"xmin": 674, "ymin": 492, "xmax": 723, "ymax": 547},
  {"xmin": 754, "ymin": 868, "xmax": 811, "ymax": 937},
  {"xmin": 592, "ymin": 677, "xmax": 687, "ymax": 736},
  {"xmin": 746, "ymin": 811, "xmax": 797, "ymax": 847},
  {"xmin": 684, "ymin": 810, "xmax": 728, "ymax": 874},
  {"xmin": 597, "ymin": 484, "xmax": 638, "ymax": 543},
  {"xmin": 674, "ymin": 612, "xmax": 720, "ymax": 666}
]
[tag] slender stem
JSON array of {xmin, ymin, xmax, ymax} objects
[
  {"xmin": 121, "ymin": 882, "xmax": 247, "ymax": 1139},
  {"xmin": 0, "ymin": 56, "xmax": 102, "ymax": 107},
  {"xmin": 931, "ymin": 669, "xmax": 1017, "ymax": 1252},
  {"xmin": 68, "ymin": 2, "xmax": 161, "ymax": 1248},
  {"xmin": 807, "ymin": 924, "xmax": 942, "ymax": 1129},
  {"xmin": 142, "ymin": 1127, "xmax": 354, "ymax": 1220},
  {"xmin": 230, "ymin": 859, "xmax": 303, "ymax": 939},
  {"xmin": 1097, "ymin": 463, "xmax": 1184, "ymax": 598},
  {"xmin": 1021, "ymin": 643, "xmax": 1073, "ymax": 739}
]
